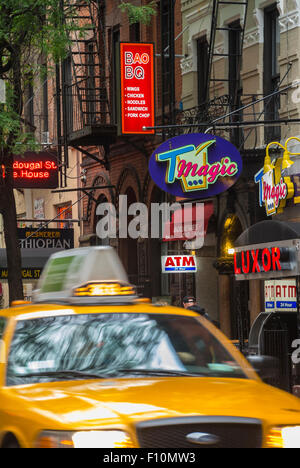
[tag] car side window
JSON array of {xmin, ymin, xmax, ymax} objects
[{"xmin": 0, "ymin": 317, "xmax": 7, "ymax": 339}]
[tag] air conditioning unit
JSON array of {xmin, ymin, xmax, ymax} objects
[{"xmin": 41, "ymin": 131, "xmax": 51, "ymax": 145}]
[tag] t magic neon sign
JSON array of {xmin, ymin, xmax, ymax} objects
[
  {"xmin": 120, "ymin": 42, "xmax": 155, "ymax": 135},
  {"xmin": 5, "ymin": 152, "xmax": 59, "ymax": 189},
  {"xmin": 254, "ymin": 162, "xmax": 290, "ymax": 216},
  {"xmin": 149, "ymin": 134, "xmax": 243, "ymax": 199}
]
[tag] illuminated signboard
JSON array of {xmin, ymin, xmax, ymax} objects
[
  {"xmin": 0, "ymin": 268, "xmax": 42, "ymax": 280},
  {"xmin": 149, "ymin": 133, "xmax": 243, "ymax": 199},
  {"xmin": 162, "ymin": 255, "xmax": 197, "ymax": 273},
  {"xmin": 234, "ymin": 245, "xmax": 297, "ymax": 280},
  {"xmin": 265, "ymin": 279, "xmax": 297, "ymax": 312},
  {"xmin": 18, "ymin": 228, "xmax": 74, "ymax": 250},
  {"xmin": 11, "ymin": 151, "xmax": 58, "ymax": 189},
  {"xmin": 254, "ymin": 159, "xmax": 293, "ymax": 216},
  {"xmin": 120, "ymin": 42, "xmax": 155, "ymax": 135}
]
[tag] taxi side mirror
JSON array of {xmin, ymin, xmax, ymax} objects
[{"xmin": 246, "ymin": 355, "xmax": 280, "ymax": 381}]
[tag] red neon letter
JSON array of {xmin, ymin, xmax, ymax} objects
[
  {"xmin": 251, "ymin": 250, "xmax": 261, "ymax": 273},
  {"xmin": 262, "ymin": 248, "xmax": 271, "ymax": 272},
  {"xmin": 272, "ymin": 248, "xmax": 282, "ymax": 271},
  {"xmin": 242, "ymin": 251, "xmax": 250, "ymax": 274},
  {"xmin": 234, "ymin": 253, "xmax": 241, "ymax": 274}
]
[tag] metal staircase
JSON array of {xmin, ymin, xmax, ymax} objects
[
  {"xmin": 62, "ymin": 0, "xmax": 116, "ymax": 148},
  {"xmin": 204, "ymin": 0, "xmax": 249, "ymax": 146},
  {"xmin": 206, "ymin": 0, "xmax": 249, "ymax": 107}
]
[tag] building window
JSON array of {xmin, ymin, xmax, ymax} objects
[
  {"xmin": 42, "ymin": 66, "xmax": 49, "ymax": 134},
  {"xmin": 25, "ymin": 76, "xmax": 34, "ymax": 130},
  {"xmin": 129, "ymin": 22, "xmax": 140, "ymax": 42},
  {"xmin": 228, "ymin": 20, "xmax": 242, "ymax": 147},
  {"xmin": 0, "ymin": 316, "xmax": 7, "ymax": 339},
  {"xmin": 111, "ymin": 26, "xmax": 120, "ymax": 125},
  {"xmin": 197, "ymin": 37, "xmax": 208, "ymax": 106},
  {"xmin": 161, "ymin": 1, "xmax": 171, "ymax": 111},
  {"xmin": 56, "ymin": 203, "xmax": 72, "ymax": 229},
  {"xmin": 86, "ymin": 41, "xmax": 96, "ymax": 124},
  {"xmin": 63, "ymin": 55, "xmax": 73, "ymax": 133},
  {"xmin": 264, "ymin": 5, "xmax": 280, "ymax": 142}
]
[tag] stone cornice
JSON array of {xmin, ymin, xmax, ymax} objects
[{"xmin": 279, "ymin": 10, "xmax": 300, "ymax": 33}]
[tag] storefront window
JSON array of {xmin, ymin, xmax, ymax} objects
[
  {"xmin": 0, "ymin": 316, "xmax": 7, "ymax": 339},
  {"xmin": 56, "ymin": 203, "xmax": 72, "ymax": 229}
]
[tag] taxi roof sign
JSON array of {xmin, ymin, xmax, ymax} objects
[{"xmin": 33, "ymin": 247, "xmax": 136, "ymax": 304}]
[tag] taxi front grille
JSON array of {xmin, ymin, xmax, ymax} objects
[{"xmin": 136, "ymin": 416, "xmax": 263, "ymax": 448}]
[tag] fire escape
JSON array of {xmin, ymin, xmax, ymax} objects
[
  {"xmin": 57, "ymin": 0, "xmax": 116, "ymax": 184},
  {"xmin": 178, "ymin": 0, "xmax": 250, "ymax": 148}
]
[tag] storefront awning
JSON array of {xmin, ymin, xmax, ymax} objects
[
  {"xmin": 0, "ymin": 248, "xmax": 64, "ymax": 281},
  {"xmin": 235, "ymin": 220, "xmax": 300, "ymax": 248},
  {"xmin": 0, "ymin": 248, "xmax": 64, "ymax": 268},
  {"xmin": 163, "ymin": 201, "xmax": 214, "ymax": 242}
]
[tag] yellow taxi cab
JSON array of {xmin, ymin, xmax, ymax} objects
[{"xmin": 1, "ymin": 246, "xmax": 300, "ymax": 449}]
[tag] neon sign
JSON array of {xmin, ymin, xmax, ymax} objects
[
  {"xmin": 120, "ymin": 42, "xmax": 155, "ymax": 135},
  {"xmin": 255, "ymin": 137, "xmax": 300, "ymax": 216},
  {"xmin": 234, "ymin": 246, "xmax": 295, "ymax": 279},
  {"xmin": 149, "ymin": 134, "xmax": 243, "ymax": 199},
  {"xmin": 161, "ymin": 255, "xmax": 197, "ymax": 273},
  {"xmin": 254, "ymin": 162, "xmax": 291, "ymax": 216},
  {"xmin": 6, "ymin": 152, "xmax": 59, "ymax": 189}
]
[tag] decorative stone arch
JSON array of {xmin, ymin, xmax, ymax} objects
[
  {"xmin": 116, "ymin": 165, "xmax": 142, "ymax": 210},
  {"xmin": 142, "ymin": 172, "xmax": 159, "ymax": 206},
  {"xmin": 86, "ymin": 172, "xmax": 115, "ymax": 224},
  {"xmin": 92, "ymin": 193, "xmax": 109, "ymax": 236}
]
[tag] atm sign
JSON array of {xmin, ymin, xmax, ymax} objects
[{"xmin": 162, "ymin": 255, "xmax": 197, "ymax": 273}]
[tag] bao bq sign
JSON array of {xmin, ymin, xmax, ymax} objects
[
  {"xmin": 120, "ymin": 42, "xmax": 155, "ymax": 135},
  {"xmin": 149, "ymin": 134, "xmax": 243, "ymax": 199}
]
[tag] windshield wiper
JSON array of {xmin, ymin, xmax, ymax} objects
[
  {"xmin": 117, "ymin": 368, "xmax": 202, "ymax": 377},
  {"xmin": 12, "ymin": 370, "xmax": 111, "ymax": 380}
]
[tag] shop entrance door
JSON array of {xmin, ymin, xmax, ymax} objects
[{"xmin": 231, "ymin": 276, "xmax": 250, "ymax": 348}]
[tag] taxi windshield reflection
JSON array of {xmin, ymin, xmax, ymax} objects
[{"xmin": 6, "ymin": 314, "xmax": 247, "ymax": 386}]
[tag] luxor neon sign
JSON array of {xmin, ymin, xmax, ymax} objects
[{"xmin": 234, "ymin": 247, "xmax": 293, "ymax": 276}]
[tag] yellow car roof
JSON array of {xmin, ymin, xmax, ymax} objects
[{"xmin": 1, "ymin": 301, "xmax": 200, "ymax": 320}]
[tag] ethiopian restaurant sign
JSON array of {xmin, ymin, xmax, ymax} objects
[{"xmin": 149, "ymin": 134, "xmax": 243, "ymax": 199}]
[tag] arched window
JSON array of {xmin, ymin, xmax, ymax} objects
[
  {"xmin": 94, "ymin": 194, "xmax": 110, "ymax": 246},
  {"xmin": 119, "ymin": 187, "xmax": 138, "ymax": 285}
]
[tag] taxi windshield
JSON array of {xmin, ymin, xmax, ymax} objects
[{"xmin": 6, "ymin": 313, "xmax": 247, "ymax": 386}]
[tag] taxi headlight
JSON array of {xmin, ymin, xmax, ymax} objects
[
  {"xmin": 35, "ymin": 430, "xmax": 133, "ymax": 448},
  {"xmin": 267, "ymin": 426, "xmax": 300, "ymax": 448}
]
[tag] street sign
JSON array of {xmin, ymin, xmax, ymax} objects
[
  {"xmin": 161, "ymin": 255, "xmax": 197, "ymax": 273},
  {"xmin": 120, "ymin": 42, "xmax": 155, "ymax": 135},
  {"xmin": 0, "ymin": 268, "xmax": 42, "ymax": 280}
]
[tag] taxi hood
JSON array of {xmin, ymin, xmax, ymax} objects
[{"xmin": 8, "ymin": 376, "xmax": 300, "ymax": 429}]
